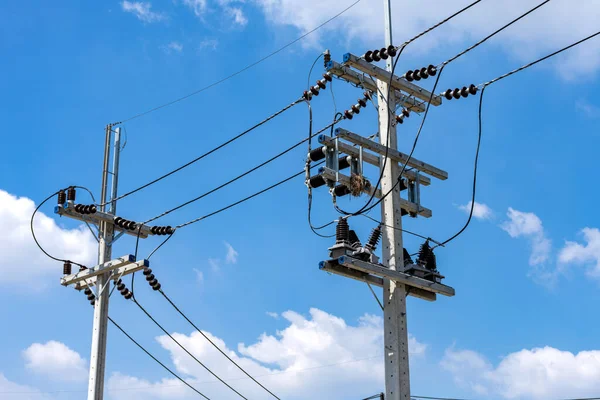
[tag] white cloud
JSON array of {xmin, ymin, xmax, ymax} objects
[
  {"xmin": 253, "ymin": 0, "xmax": 600, "ymax": 76},
  {"xmin": 558, "ymin": 227, "xmax": 600, "ymax": 278},
  {"xmin": 108, "ymin": 308, "xmax": 425, "ymax": 399},
  {"xmin": 576, "ymin": 99, "xmax": 600, "ymax": 118},
  {"xmin": 193, "ymin": 268, "xmax": 204, "ymax": 285},
  {"xmin": 225, "ymin": 242, "xmax": 238, "ymax": 264},
  {"xmin": 208, "ymin": 257, "xmax": 220, "ymax": 272},
  {"xmin": 162, "ymin": 41, "xmax": 184, "ymax": 54},
  {"xmin": 23, "ymin": 341, "xmax": 87, "ymax": 382},
  {"xmin": 0, "ymin": 190, "xmax": 96, "ymax": 288},
  {"xmin": 441, "ymin": 346, "xmax": 600, "ymax": 400},
  {"xmin": 266, "ymin": 311, "xmax": 279, "ymax": 319},
  {"xmin": 198, "ymin": 38, "xmax": 219, "ymax": 50},
  {"xmin": 182, "ymin": 0, "xmax": 208, "ymax": 17},
  {"xmin": 0, "ymin": 373, "xmax": 52, "ymax": 400},
  {"xmin": 458, "ymin": 201, "xmax": 493, "ymax": 220},
  {"xmin": 121, "ymin": 1, "xmax": 166, "ymax": 23},
  {"xmin": 501, "ymin": 207, "xmax": 551, "ymax": 268},
  {"xmin": 227, "ymin": 7, "xmax": 248, "ymax": 26}
]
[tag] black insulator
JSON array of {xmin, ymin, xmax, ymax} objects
[
  {"xmin": 412, "ymin": 69, "xmax": 422, "ymax": 81},
  {"xmin": 63, "ymin": 261, "xmax": 72, "ymax": 275},
  {"xmin": 143, "ymin": 268, "xmax": 152, "ymax": 276},
  {"xmin": 387, "ymin": 45, "xmax": 397, "ymax": 57},
  {"xmin": 165, "ymin": 226, "xmax": 173, "ymax": 235},
  {"xmin": 149, "ymin": 278, "xmax": 158, "ymax": 286},
  {"xmin": 57, "ymin": 190, "xmax": 66, "ymax": 206},
  {"xmin": 427, "ymin": 65, "xmax": 437, "ymax": 76},
  {"xmin": 405, "ymin": 70, "xmax": 414, "ymax": 82},
  {"xmin": 303, "ymin": 91, "xmax": 312, "ymax": 101},
  {"xmin": 152, "ymin": 283, "xmax": 162, "ymax": 291},
  {"xmin": 402, "ymin": 109, "xmax": 410, "ymax": 118},
  {"xmin": 117, "ymin": 283, "xmax": 125, "ymax": 291},
  {"xmin": 365, "ymin": 225, "xmax": 382, "ymax": 251},
  {"xmin": 115, "ymin": 217, "xmax": 123, "ymax": 227},
  {"xmin": 365, "ymin": 50, "xmax": 373, "ymax": 63},
  {"xmin": 344, "ymin": 110, "xmax": 353, "ymax": 120},
  {"xmin": 379, "ymin": 48, "xmax": 389, "ymax": 60},
  {"xmin": 444, "ymin": 89, "xmax": 453, "ymax": 100},
  {"xmin": 145, "ymin": 274, "xmax": 155, "ymax": 281},
  {"xmin": 357, "ymin": 98, "xmax": 367, "ymax": 108},
  {"xmin": 124, "ymin": 291, "xmax": 133, "ymax": 299},
  {"xmin": 348, "ymin": 230, "xmax": 361, "ymax": 248},
  {"xmin": 323, "ymin": 73, "xmax": 332, "ymax": 82},
  {"xmin": 461, "ymin": 86, "xmax": 469, "ymax": 98},
  {"xmin": 116, "ymin": 279, "xmax": 123, "ymax": 285},
  {"xmin": 150, "ymin": 226, "xmax": 158, "ymax": 234},
  {"xmin": 338, "ymin": 156, "xmax": 351, "ymax": 170},
  {"xmin": 426, "ymin": 249, "xmax": 437, "ymax": 271},
  {"xmin": 417, "ymin": 240, "xmax": 432, "ymax": 266},
  {"xmin": 324, "ymin": 50, "xmax": 331, "ymax": 65},
  {"xmin": 363, "ymin": 91, "xmax": 372, "ymax": 101},
  {"xmin": 469, "ymin": 84, "xmax": 478, "ymax": 95},
  {"xmin": 83, "ymin": 205, "xmax": 92, "ymax": 214},
  {"xmin": 309, "ymin": 175, "xmax": 326, "ymax": 189},
  {"xmin": 317, "ymin": 79, "xmax": 326, "ymax": 89},
  {"xmin": 159, "ymin": 226, "xmax": 168, "ymax": 235},
  {"xmin": 89, "ymin": 205, "xmax": 97, "ymax": 214},
  {"xmin": 84, "ymin": 288, "xmax": 92, "ymax": 296},
  {"xmin": 87, "ymin": 294, "xmax": 95, "ymax": 301},
  {"xmin": 351, "ymin": 105, "xmax": 360, "ymax": 114},
  {"xmin": 121, "ymin": 289, "xmax": 130, "ymax": 297},
  {"xmin": 129, "ymin": 223, "xmax": 138, "ymax": 231},
  {"xmin": 67, "ymin": 187, "xmax": 76, "ymax": 202},
  {"xmin": 372, "ymin": 50, "xmax": 381, "ymax": 62},
  {"xmin": 403, "ymin": 248, "xmax": 414, "ymax": 267},
  {"xmin": 395, "ymin": 115, "xmax": 404, "ymax": 124},
  {"xmin": 419, "ymin": 67, "xmax": 429, "ymax": 79},
  {"xmin": 333, "ymin": 185, "xmax": 351, "ymax": 197},
  {"xmin": 75, "ymin": 204, "xmax": 84, "ymax": 213},
  {"xmin": 335, "ymin": 218, "xmax": 350, "ymax": 244},
  {"xmin": 310, "ymin": 86, "xmax": 319, "ymax": 96},
  {"xmin": 400, "ymin": 179, "xmax": 408, "ymax": 191},
  {"xmin": 452, "ymin": 88, "xmax": 461, "ymax": 99}
]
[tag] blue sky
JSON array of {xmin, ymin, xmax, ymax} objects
[{"xmin": 1, "ymin": 0, "xmax": 600, "ymax": 399}]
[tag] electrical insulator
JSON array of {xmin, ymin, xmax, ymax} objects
[
  {"xmin": 460, "ymin": 86, "xmax": 469, "ymax": 98},
  {"xmin": 363, "ymin": 91, "xmax": 372, "ymax": 101},
  {"xmin": 444, "ymin": 84, "xmax": 478, "ymax": 101},
  {"xmin": 344, "ymin": 110, "xmax": 353, "ymax": 120},
  {"xmin": 117, "ymin": 282, "xmax": 125, "ymax": 291},
  {"xmin": 389, "ymin": 45, "xmax": 398, "ymax": 57},
  {"xmin": 84, "ymin": 288, "xmax": 92, "ymax": 296},
  {"xmin": 309, "ymin": 175, "xmax": 326, "ymax": 189},
  {"xmin": 444, "ymin": 89, "xmax": 453, "ymax": 100},
  {"xmin": 372, "ymin": 49, "xmax": 381, "ymax": 62},
  {"xmin": 452, "ymin": 88, "xmax": 461, "ymax": 99},
  {"xmin": 395, "ymin": 115, "xmax": 404, "ymax": 124},
  {"xmin": 145, "ymin": 274, "xmax": 155, "ymax": 281},
  {"xmin": 143, "ymin": 268, "xmax": 152, "ymax": 276},
  {"xmin": 427, "ymin": 65, "xmax": 437, "ymax": 76},
  {"xmin": 310, "ymin": 86, "xmax": 320, "ymax": 96},
  {"xmin": 57, "ymin": 190, "xmax": 66, "ymax": 206},
  {"xmin": 124, "ymin": 291, "xmax": 133, "ymax": 299},
  {"xmin": 323, "ymin": 73, "xmax": 332, "ymax": 82},
  {"xmin": 469, "ymin": 84, "xmax": 478, "ymax": 95},
  {"xmin": 417, "ymin": 240, "xmax": 432, "ymax": 266},
  {"xmin": 338, "ymin": 156, "xmax": 351, "ymax": 171},
  {"xmin": 402, "ymin": 109, "xmax": 410, "ymax": 118},
  {"xmin": 317, "ymin": 79, "xmax": 326, "ymax": 89},
  {"xmin": 351, "ymin": 104, "xmax": 360, "ymax": 114},
  {"xmin": 67, "ymin": 187, "xmax": 76, "ymax": 202},
  {"xmin": 403, "ymin": 248, "xmax": 414, "ymax": 267},
  {"xmin": 365, "ymin": 50, "xmax": 374, "ymax": 63},
  {"xmin": 405, "ymin": 70, "xmax": 414, "ymax": 82},
  {"xmin": 324, "ymin": 49, "xmax": 331, "ymax": 67},
  {"xmin": 152, "ymin": 283, "xmax": 161, "ymax": 291},
  {"xmin": 365, "ymin": 225, "xmax": 382, "ymax": 252},
  {"xmin": 303, "ymin": 91, "xmax": 312, "ymax": 101},
  {"xmin": 87, "ymin": 293, "xmax": 95, "ymax": 302},
  {"xmin": 379, "ymin": 47, "xmax": 389, "ymax": 60},
  {"xmin": 412, "ymin": 68, "xmax": 422, "ymax": 81},
  {"xmin": 148, "ymin": 278, "xmax": 158, "ymax": 287},
  {"xmin": 335, "ymin": 218, "xmax": 350, "ymax": 244},
  {"xmin": 121, "ymin": 288, "xmax": 131, "ymax": 298},
  {"xmin": 333, "ymin": 185, "xmax": 351, "ymax": 197},
  {"xmin": 63, "ymin": 261, "xmax": 72, "ymax": 275},
  {"xmin": 357, "ymin": 98, "xmax": 367, "ymax": 108},
  {"xmin": 348, "ymin": 230, "xmax": 361, "ymax": 248}
]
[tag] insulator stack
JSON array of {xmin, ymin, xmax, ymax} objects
[
  {"xmin": 143, "ymin": 267, "xmax": 161, "ymax": 291},
  {"xmin": 150, "ymin": 226, "xmax": 173, "ymax": 236},
  {"xmin": 333, "ymin": 184, "xmax": 351, "ymax": 197},
  {"xmin": 364, "ymin": 45, "xmax": 398, "ymax": 63},
  {"xmin": 303, "ymin": 73, "xmax": 333, "ymax": 100},
  {"xmin": 67, "ymin": 187, "xmax": 76, "ymax": 202},
  {"xmin": 365, "ymin": 225, "xmax": 382, "ymax": 252},
  {"xmin": 114, "ymin": 217, "xmax": 138, "ymax": 231},
  {"xmin": 348, "ymin": 230, "xmax": 361, "ymax": 249},
  {"xmin": 404, "ymin": 65, "xmax": 437, "ymax": 82},
  {"xmin": 335, "ymin": 218, "xmax": 350, "ymax": 244},
  {"xmin": 84, "ymin": 287, "xmax": 96, "ymax": 306},
  {"xmin": 416, "ymin": 240, "xmax": 437, "ymax": 270},
  {"xmin": 395, "ymin": 108, "xmax": 411, "ymax": 124},
  {"xmin": 403, "ymin": 248, "xmax": 413, "ymax": 267},
  {"xmin": 63, "ymin": 261, "xmax": 72, "ymax": 275},
  {"xmin": 74, "ymin": 204, "xmax": 97, "ymax": 215},
  {"xmin": 344, "ymin": 91, "xmax": 372, "ymax": 120},
  {"xmin": 309, "ymin": 147, "xmax": 327, "ymax": 162},
  {"xmin": 443, "ymin": 84, "xmax": 478, "ymax": 100},
  {"xmin": 116, "ymin": 279, "xmax": 133, "ymax": 299},
  {"xmin": 57, "ymin": 190, "xmax": 66, "ymax": 206},
  {"xmin": 324, "ymin": 49, "xmax": 331, "ymax": 68}
]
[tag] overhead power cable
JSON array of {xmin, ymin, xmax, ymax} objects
[
  {"xmin": 108, "ymin": 316, "xmax": 210, "ymax": 399},
  {"xmin": 116, "ymin": 0, "xmax": 363, "ymax": 124},
  {"xmin": 158, "ymin": 289, "xmax": 281, "ymax": 400},
  {"xmin": 102, "ymin": 98, "xmax": 303, "ymax": 206},
  {"xmin": 132, "ymin": 299, "xmax": 249, "ymax": 399}
]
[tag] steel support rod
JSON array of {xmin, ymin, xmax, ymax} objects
[{"xmin": 381, "ymin": 1, "xmax": 411, "ymax": 398}]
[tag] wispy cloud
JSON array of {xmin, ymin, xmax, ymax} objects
[
  {"xmin": 161, "ymin": 41, "xmax": 183, "ymax": 54},
  {"xmin": 558, "ymin": 228, "xmax": 600, "ymax": 279},
  {"xmin": 182, "ymin": 0, "xmax": 208, "ymax": 17},
  {"xmin": 193, "ymin": 268, "xmax": 204, "ymax": 285},
  {"xmin": 199, "ymin": 38, "xmax": 219, "ymax": 50},
  {"xmin": 225, "ymin": 242, "xmax": 238, "ymax": 264},
  {"xmin": 208, "ymin": 258, "xmax": 220, "ymax": 272},
  {"xmin": 458, "ymin": 201, "xmax": 493, "ymax": 220},
  {"xmin": 576, "ymin": 99, "xmax": 600, "ymax": 118},
  {"xmin": 227, "ymin": 7, "xmax": 248, "ymax": 26},
  {"xmin": 266, "ymin": 311, "xmax": 279, "ymax": 319},
  {"xmin": 121, "ymin": 1, "xmax": 166, "ymax": 23}
]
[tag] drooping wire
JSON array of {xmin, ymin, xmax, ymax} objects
[
  {"xmin": 102, "ymin": 98, "xmax": 304, "ymax": 206},
  {"xmin": 132, "ymin": 299, "xmax": 249, "ymax": 399},
  {"xmin": 307, "ymin": 53, "xmax": 324, "ymax": 90},
  {"xmin": 115, "ymin": 0, "xmax": 363, "ymax": 124},
  {"xmin": 108, "ymin": 316, "xmax": 210, "ymax": 399},
  {"xmin": 158, "ymin": 289, "xmax": 281, "ymax": 400}
]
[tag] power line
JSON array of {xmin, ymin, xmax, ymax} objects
[
  {"xmin": 158, "ymin": 289, "xmax": 281, "ymax": 400},
  {"xmin": 116, "ymin": 0, "xmax": 364, "ymax": 124},
  {"xmin": 102, "ymin": 98, "xmax": 303, "ymax": 206},
  {"xmin": 108, "ymin": 316, "xmax": 210, "ymax": 399},
  {"xmin": 132, "ymin": 299, "xmax": 249, "ymax": 399}
]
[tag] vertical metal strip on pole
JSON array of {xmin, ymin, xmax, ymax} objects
[
  {"xmin": 380, "ymin": 1, "xmax": 411, "ymax": 399},
  {"xmin": 110, "ymin": 127, "xmax": 121, "ymax": 215},
  {"xmin": 88, "ymin": 124, "xmax": 116, "ymax": 400}
]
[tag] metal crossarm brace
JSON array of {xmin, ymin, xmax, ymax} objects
[
  {"xmin": 342, "ymin": 53, "xmax": 443, "ymax": 105},
  {"xmin": 55, "ymin": 203, "xmax": 151, "ymax": 239},
  {"xmin": 326, "ymin": 61, "xmax": 426, "ymax": 113},
  {"xmin": 317, "ymin": 135, "xmax": 431, "ymax": 186},
  {"xmin": 319, "ymin": 167, "xmax": 432, "ymax": 218},
  {"xmin": 337, "ymin": 256, "xmax": 455, "ymax": 297},
  {"xmin": 70, "ymin": 259, "xmax": 150, "ymax": 290},
  {"xmin": 61, "ymin": 255, "xmax": 137, "ymax": 286},
  {"xmin": 335, "ymin": 128, "xmax": 448, "ymax": 180}
]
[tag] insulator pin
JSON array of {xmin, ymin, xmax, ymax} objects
[
  {"xmin": 63, "ymin": 261, "xmax": 72, "ymax": 275},
  {"xmin": 365, "ymin": 225, "xmax": 382, "ymax": 252},
  {"xmin": 335, "ymin": 218, "xmax": 350, "ymax": 244},
  {"xmin": 57, "ymin": 190, "xmax": 66, "ymax": 206},
  {"xmin": 67, "ymin": 187, "xmax": 76, "ymax": 202}
]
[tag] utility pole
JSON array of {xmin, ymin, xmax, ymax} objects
[
  {"xmin": 379, "ymin": 1, "xmax": 410, "ymax": 399},
  {"xmin": 87, "ymin": 124, "xmax": 119, "ymax": 400}
]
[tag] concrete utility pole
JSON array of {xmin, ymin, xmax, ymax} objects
[
  {"xmin": 379, "ymin": 1, "xmax": 410, "ymax": 399},
  {"xmin": 87, "ymin": 125, "xmax": 119, "ymax": 400}
]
